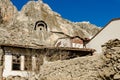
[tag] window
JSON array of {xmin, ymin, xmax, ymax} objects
[
  {"xmin": 12, "ymin": 54, "xmax": 32, "ymax": 71},
  {"xmin": 12, "ymin": 54, "xmax": 21, "ymax": 70}
]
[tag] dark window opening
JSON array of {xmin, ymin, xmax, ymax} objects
[
  {"xmin": 12, "ymin": 54, "xmax": 21, "ymax": 70},
  {"xmin": 12, "ymin": 64, "xmax": 20, "ymax": 70}
]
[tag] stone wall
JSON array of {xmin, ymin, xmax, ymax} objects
[
  {"xmin": 99, "ymin": 39, "xmax": 120, "ymax": 79},
  {"xmin": 35, "ymin": 39, "xmax": 120, "ymax": 80},
  {"xmin": 38, "ymin": 55, "xmax": 103, "ymax": 80}
]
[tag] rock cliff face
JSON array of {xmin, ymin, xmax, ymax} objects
[
  {"xmin": 0, "ymin": 0, "xmax": 17, "ymax": 23},
  {"xmin": 0, "ymin": 0, "xmax": 100, "ymax": 47},
  {"xmin": 74, "ymin": 22, "xmax": 101, "ymax": 38},
  {"xmin": 0, "ymin": 0, "xmax": 17, "ymax": 45}
]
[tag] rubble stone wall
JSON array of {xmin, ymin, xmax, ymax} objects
[
  {"xmin": 100, "ymin": 39, "xmax": 120, "ymax": 79},
  {"xmin": 37, "ymin": 39, "xmax": 120, "ymax": 80}
]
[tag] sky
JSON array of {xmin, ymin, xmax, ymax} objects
[{"xmin": 11, "ymin": 0, "xmax": 120, "ymax": 27}]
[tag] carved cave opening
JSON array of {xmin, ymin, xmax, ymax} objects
[{"xmin": 34, "ymin": 20, "xmax": 47, "ymax": 31}]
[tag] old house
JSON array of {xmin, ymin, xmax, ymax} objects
[
  {"xmin": 51, "ymin": 31, "xmax": 84, "ymax": 48},
  {"xmin": 87, "ymin": 18, "xmax": 120, "ymax": 53},
  {"xmin": 0, "ymin": 44, "xmax": 95, "ymax": 78},
  {"xmin": 55, "ymin": 36, "xmax": 89, "ymax": 48},
  {"xmin": 1, "ymin": 44, "xmax": 43, "ymax": 77}
]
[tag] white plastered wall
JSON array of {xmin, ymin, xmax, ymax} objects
[
  {"xmin": 87, "ymin": 20, "xmax": 120, "ymax": 53},
  {"xmin": 3, "ymin": 53, "xmax": 36, "ymax": 77},
  {"xmin": 72, "ymin": 43, "xmax": 83, "ymax": 48}
]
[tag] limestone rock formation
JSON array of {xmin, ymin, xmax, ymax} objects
[
  {"xmin": 0, "ymin": 0, "xmax": 100, "ymax": 47},
  {"xmin": 0, "ymin": 0, "xmax": 17, "ymax": 23},
  {"xmin": 74, "ymin": 22, "xmax": 101, "ymax": 38},
  {"xmin": 0, "ymin": 0, "xmax": 18, "ymax": 45}
]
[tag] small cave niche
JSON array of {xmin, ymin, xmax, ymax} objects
[{"xmin": 34, "ymin": 20, "xmax": 47, "ymax": 31}]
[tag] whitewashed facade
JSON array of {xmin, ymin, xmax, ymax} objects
[
  {"xmin": 3, "ymin": 53, "xmax": 36, "ymax": 77},
  {"xmin": 72, "ymin": 43, "xmax": 83, "ymax": 48},
  {"xmin": 1, "ymin": 46, "xmax": 40, "ymax": 78},
  {"xmin": 87, "ymin": 18, "xmax": 120, "ymax": 53},
  {"xmin": 55, "ymin": 37, "xmax": 84, "ymax": 48}
]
